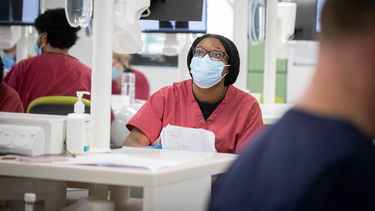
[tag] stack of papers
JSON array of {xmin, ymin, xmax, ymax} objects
[
  {"xmin": 55, "ymin": 153, "xmax": 181, "ymax": 171},
  {"xmin": 161, "ymin": 125, "xmax": 216, "ymax": 152}
]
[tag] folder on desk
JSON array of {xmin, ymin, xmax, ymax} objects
[{"xmin": 55, "ymin": 154, "xmax": 181, "ymax": 171}]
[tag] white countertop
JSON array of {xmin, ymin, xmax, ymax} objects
[{"xmin": 0, "ymin": 147, "xmax": 237, "ymax": 187}]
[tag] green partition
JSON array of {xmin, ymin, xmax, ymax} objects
[{"xmin": 247, "ymin": 42, "xmax": 287, "ymax": 102}]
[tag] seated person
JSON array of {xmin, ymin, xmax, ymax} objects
[
  {"xmin": 0, "ymin": 44, "xmax": 17, "ymax": 76},
  {"xmin": 0, "ymin": 57, "xmax": 23, "ymax": 112},
  {"xmin": 112, "ymin": 52, "xmax": 150, "ymax": 100},
  {"xmin": 4, "ymin": 8, "xmax": 91, "ymax": 111},
  {"xmin": 123, "ymin": 34, "xmax": 264, "ymax": 153}
]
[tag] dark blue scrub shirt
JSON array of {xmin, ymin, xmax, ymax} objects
[{"xmin": 209, "ymin": 108, "xmax": 375, "ymax": 211}]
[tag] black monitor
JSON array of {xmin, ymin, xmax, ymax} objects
[
  {"xmin": 0, "ymin": 0, "xmax": 40, "ymax": 25},
  {"xmin": 292, "ymin": 0, "xmax": 318, "ymax": 40},
  {"xmin": 139, "ymin": 0, "xmax": 207, "ymax": 33}
]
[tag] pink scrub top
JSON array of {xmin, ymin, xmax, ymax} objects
[
  {"xmin": 4, "ymin": 53, "xmax": 92, "ymax": 112},
  {"xmin": 127, "ymin": 79, "xmax": 264, "ymax": 153},
  {"xmin": 0, "ymin": 82, "xmax": 24, "ymax": 113}
]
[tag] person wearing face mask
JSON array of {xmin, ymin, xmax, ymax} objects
[
  {"xmin": 111, "ymin": 52, "xmax": 150, "ymax": 100},
  {"xmin": 4, "ymin": 8, "xmax": 91, "ymax": 112},
  {"xmin": 0, "ymin": 57, "xmax": 23, "ymax": 112},
  {"xmin": 0, "ymin": 44, "xmax": 17, "ymax": 77},
  {"xmin": 123, "ymin": 34, "xmax": 264, "ymax": 153}
]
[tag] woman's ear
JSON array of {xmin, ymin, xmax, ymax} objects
[{"xmin": 223, "ymin": 66, "xmax": 229, "ymax": 76}]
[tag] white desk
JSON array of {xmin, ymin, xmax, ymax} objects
[{"xmin": 0, "ymin": 147, "xmax": 236, "ymax": 211}]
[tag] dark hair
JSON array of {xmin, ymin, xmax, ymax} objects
[
  {"xmin": 34, "ymin": 8, "xmax": 80, "ymax": 49},
  {"xmin": 187, "ymin": 34, "xmax": 240, "ymax": 86},
  {"xmin": 0, "ymin": 57, "xmax": 3, "ymax": 84},
  {"xmin": 320, "ymin": 0, "xmax": 375, "ymax": 41}
]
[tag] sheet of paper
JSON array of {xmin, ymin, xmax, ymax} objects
[
  {"xmin": 161, "ymin": 124, "xmax": 216, "ymax": 152},
  {"xmin": 54, "ymin": 153, "xmax": 181, "ymax": 171}
]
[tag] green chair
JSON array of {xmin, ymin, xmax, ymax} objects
[{"xmin": 26, "ymin": 96, "xmax": 91, "ymax": 115}]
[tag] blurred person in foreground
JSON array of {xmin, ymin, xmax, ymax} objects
[{"xmin": 209, "ymin": 0, "xmax": 375, "ymax": 210}]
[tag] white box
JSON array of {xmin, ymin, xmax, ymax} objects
[{"xmin": 0, "ymin": 112, "xmax": 66, "ymax": 155}]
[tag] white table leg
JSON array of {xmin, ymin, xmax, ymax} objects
[
  {"xmin": 109, "ymin": 185, "xmax": 130, "ymax": 210},
  {"xmin": 88, "ymin": 184, "xmax": 109, "ymax": 200},
  {"xmin": 143, "ymin": 176, "xmax": 211, "ymax": 211}
]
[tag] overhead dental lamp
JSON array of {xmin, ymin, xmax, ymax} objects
[
  {"xmin": 65, "ymin": 0, "xmax": 93, "ymax": 28},
  {"xmin": 112, "ymin": 0, "xmax": 150, "ymax": 54}
]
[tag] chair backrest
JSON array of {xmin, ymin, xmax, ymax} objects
[{"xmin": 26, "ymin": 96, "xmax": 91, "ymax": 115}]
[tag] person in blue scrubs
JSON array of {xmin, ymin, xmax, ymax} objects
[{"xmin": 209, "ymin": 0, "xmax": 375, "ymax": 210}]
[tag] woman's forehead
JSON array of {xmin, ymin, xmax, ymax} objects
[{"xmin": 196, "ymin": 37, "xmax": 225, "ymax": 52}]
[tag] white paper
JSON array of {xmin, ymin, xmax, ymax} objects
[
  {"xmin": 161, "ymin": 125, "xmax": 216, "ymax": 152},
  {"xmin": 54, "ymin": 153, "xmax": 181, "ymax": 171}
]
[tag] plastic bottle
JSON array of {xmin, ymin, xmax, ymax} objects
[
  {"xmin": 67, "ymin": 91, "xmax": 91, "ymax": 154},
  {"xmin": 121, "ymin": 72, "xmax": 135, "ymax": 106}
]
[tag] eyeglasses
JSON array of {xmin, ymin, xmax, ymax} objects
[{"xmin": 192, "ymin": 47, "xmax": 229, "ymax": 61}]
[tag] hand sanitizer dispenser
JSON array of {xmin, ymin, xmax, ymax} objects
[{"xmin": 67, "ymin": 91, "xmax": 91, "ymax": 154}]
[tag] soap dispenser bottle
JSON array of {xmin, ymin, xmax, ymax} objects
[{"xmin": 67, "ymin": 91, "xmax": 91, "ymax": 154}]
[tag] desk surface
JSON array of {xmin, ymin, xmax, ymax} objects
[{"xmin": 0, "ymin": 147, "xmax": 236, "ymax": 187}]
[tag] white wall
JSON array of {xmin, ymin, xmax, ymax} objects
[
  {"xmin": 133, "ymin": 65, "xmax": 181, "ymax": 95},
  {"xmin": 286, "ymin": 41, "xmax": 319, "ymax": 103},
  {"xmin": 206, "ymin": 0, "xmax": 233, "ymax": 40}
]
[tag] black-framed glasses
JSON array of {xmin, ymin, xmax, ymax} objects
[{"xmin": 192, "ymin": 47, "xmax": 229, "ymax": 61}]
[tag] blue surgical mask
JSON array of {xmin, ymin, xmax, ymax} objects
[
  {"xmin": 34, "ymin": 41, "xmax": 45, "ymax": 56},
  {"xmin": 190, "ymin": 55, "xmax": 229, "ymax": 89},
  {"xmin": 112, "ymin": 66, "xmax": 122, "ymax": 80},
  {"xmin": 1, "ymin": 52, "xmax": 15, "ymax": 70}
]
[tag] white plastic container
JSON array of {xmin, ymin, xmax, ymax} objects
[
  {"xmin": 67, "ymin": 91, "xmax": 91, "ymax": 154},
  {"xmin": 0, "ymin": 112, "xmax": 66, "ymax": 155}
]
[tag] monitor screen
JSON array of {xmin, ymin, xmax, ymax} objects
[
  {"xmin": 139, "ymin": 0, "xmax": 207, "ymax": 33},
  {"xmin": 292, "ymin": 0, "xmax": 317, "ymax": 40},
  {"xmin": 0, "ymin": 0, "xmax": 39, "ymax": 25},
  {"xmin": 315, "ymin": 0, "xmax": 325, "ymax": 33}
]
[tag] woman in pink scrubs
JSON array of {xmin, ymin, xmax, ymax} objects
[{"xmin": 124, "ymin": 34, "xmax": 263, "ymax": 153}]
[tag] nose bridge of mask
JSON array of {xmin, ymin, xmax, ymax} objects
[{"xmin": 202, "ymin": 55, "xmax": 225, "ymax": 70}]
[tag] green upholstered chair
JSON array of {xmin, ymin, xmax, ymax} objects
[{"xmin": 26, "ymin": 96, "xmax": 91, "ymax": 115}]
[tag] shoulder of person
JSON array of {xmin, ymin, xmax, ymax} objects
[
  {"xmin": 15, "ymin": 55, "xmax": 39, "ymax": 67},
  {"xmin": 153, "ymin": 79, "xmax": 191, "ymax": 99},
  {"xmin": 133, "ymin": 69, "xmax": 148, "ymax": 80}
]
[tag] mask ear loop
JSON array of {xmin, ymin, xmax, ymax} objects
[
  {"xmin": 222, "ymin": 64, "xmax": 230, "ymax": 78},
  {"xmin": 38, "ymin": 33, "xmax": 46, "ymax": 51}
]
